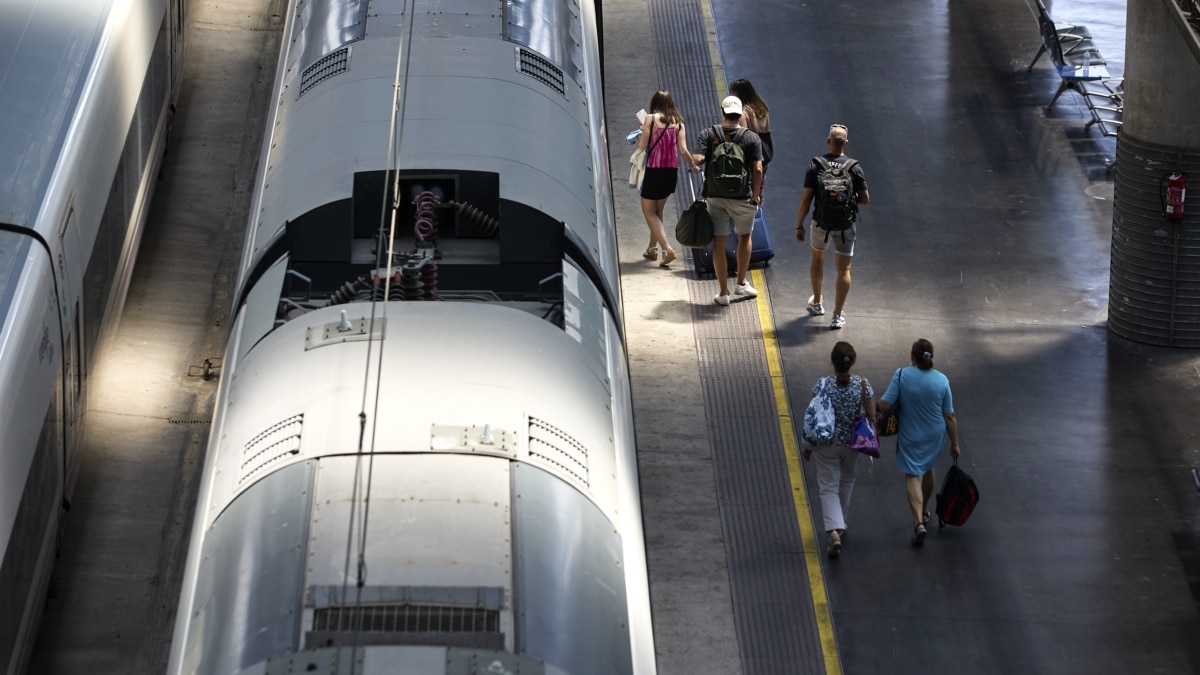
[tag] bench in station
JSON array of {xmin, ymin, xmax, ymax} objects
[{"xmin": 1027, "ymin": 0, "xmax": 1124, "ymax": 143}]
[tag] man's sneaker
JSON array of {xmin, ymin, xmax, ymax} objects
[
  {"xmin": 734, "ymin": 282, "xmax": 758, "ymax": 297},
  {"xmin": 830, "ymin": 313, "xmax": 846, "ymax": 330},
  {"xmin": 806, "ymin": 295, "xmax": 825, "ymax": 316},
  {"xmin": 714, "ymin": 293, "xmax": 730, "ymax": 306}
]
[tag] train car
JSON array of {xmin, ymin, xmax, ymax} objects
[
  {"xmin": 0, "ymin": 0, "xmax": 189, "ymax": 672},
  {"xmin": 168, "ymin": 0, "xmax": 655, "ymax": 674}
]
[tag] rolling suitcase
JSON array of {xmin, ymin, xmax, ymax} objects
[
  {"xmin": 693, "ymin": 205, "xmax": 775, "ymax": 275},
  {"xmin": 935, "ymin": 460, "xmax": 979, "ymax": 528}
]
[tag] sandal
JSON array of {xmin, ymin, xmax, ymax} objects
[
  {"xmin": 911, "ymin": 523, "xmax": 927, "ymax": 547},
  {"xmin": 922, "ymin": 510, "xmax": 931, "ymax": 525},
  {"xmin": 659, "ymin": 248, "xmax": 677, "ymax": 267},
  {"xmin": 643, "ymin": 247, "xmax": 659, "ymax": 260}
]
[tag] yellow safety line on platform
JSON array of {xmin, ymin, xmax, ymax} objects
[
  {"xmin": 750, "ymin": 269, "xmax": 843, "ymax": 675},
  {"xmin": 698, "ymin": 2, "xmax": 841, "ymax": 668}
]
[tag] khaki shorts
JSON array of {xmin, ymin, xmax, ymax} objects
[
  {"xmin": 810, "ymin": 222, "xmax": 856, "ymax": 256},
  {"xmin": 706, "ymin": 197, "xmax": 758, "ymax": 237}
]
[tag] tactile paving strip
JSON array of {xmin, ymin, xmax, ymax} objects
[{"xmin": 647, "ymin": 0, "xmax": 830, "ymax": 672}]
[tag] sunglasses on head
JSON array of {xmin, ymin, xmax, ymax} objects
[{"xmin": 830, "ymin": 124, "xmax": 847, "ymax": 131}]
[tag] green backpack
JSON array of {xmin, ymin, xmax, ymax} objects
[{"xmin": 704, "ymin": 126, "xmax": 749, "ymax": 198}]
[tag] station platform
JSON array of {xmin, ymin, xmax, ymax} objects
[
  {"xmin": 608, "ymin": 0, "xmax": 1200, "ymax": 673},
  {"xmin": 25, "ymin": 0, "xmax": 1200, "ymax": 673}
]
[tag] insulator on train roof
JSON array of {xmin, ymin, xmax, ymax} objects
[
  {"xmin": 420, "ymin": 261, "xmax": 438, "ymax": 300},
  {"xmin": 449, "ymin": 200, "xmax": 499, "ymax": 238}
]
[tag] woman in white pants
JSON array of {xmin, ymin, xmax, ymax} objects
[{"xmin": 802, "ymin": 342, "xmax": 876, "ymax": 558}]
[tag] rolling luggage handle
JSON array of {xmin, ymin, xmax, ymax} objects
[{"xmin": 683, "ymin": 170, "xmax": 699, "ymax": 205}]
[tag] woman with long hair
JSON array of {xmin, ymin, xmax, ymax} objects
[
  {"xmin": 637, "ymin": 90, "xmax": 699, "ymax": 266},
  {"xmin": 877, "ymin": 339, "xmax": 961, "ymax": 546},
  {"xmin": 729, "ymin": 79, "xmax": 772, "ymax": 173},
  {"xmin": 801, "ymin": 341, "xmax": 875, "ymax": 558}
]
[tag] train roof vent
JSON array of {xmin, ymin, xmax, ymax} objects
[
  {"xmin": 241, "ymin": 413, "xmax": 304, "ymax": 483},
  {"xmin": 517, "ymin": 47, "xmax": 566, "ymax": 97},
  {"xmin": 308, "ymin": 606, "xmax": 502, "ymax": 650},
  {"xmin": 298, "ymin": 47, "xmax": 350, "ymax": 99},
  {"xmin": 528, "ymin": 416, "xmax": 589, "ymax": 486}
]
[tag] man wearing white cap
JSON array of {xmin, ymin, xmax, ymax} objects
[{"xmin": 692, "ymin": 95, "xmax": 765, "ymax": 306}]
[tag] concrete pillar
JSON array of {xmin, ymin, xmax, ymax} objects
[{"xmin": 1109, "ymin": 0, "xmax": 1200, "ymax": 346}]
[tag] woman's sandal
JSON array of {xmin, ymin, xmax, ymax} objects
[
  {"xmin": 912, "ymin": 523, "xmax": 927, "ymax": 547},
  {"xmin": 643, "ymin": 247, "xmax": 659, "ymax": 260},
  {"xmin": 659, "ymin": 248, "xmax": 677, "ymax": 266}
]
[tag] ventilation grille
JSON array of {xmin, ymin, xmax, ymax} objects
[
  {"xmin": 517, "ymin": 48, "xmax": 565, "ymax": 96},
  {"xmin": 241, "ymin": 414, "xmax": 303, "ymax": 482},
  {"xmin": 313, "ymin": 605, "xmax": 500, "ymax": 634},
  {"xmin": 299, "ymin": 47, "xmax": 350, "ymax": 98},
  {"xmin": 528, "ymin": 416, "xmax": 588, "ymax": 485}
]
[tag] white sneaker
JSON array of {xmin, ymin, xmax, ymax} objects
[
  {"xmin": 734, "ymin": 282, "xmax": 758, "ymax": 297},
  {"xmin": 830, "ymin": 313, "xmax": 846, "ymax": 329},
  {"xmin": 713, "ymin": 293, "xmax": 730, "ymax": 306},
  {"xmin": 806, "ymin": 295, "xmax": 825, "ymax": 316}
]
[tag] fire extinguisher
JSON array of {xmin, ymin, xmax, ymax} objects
[{"xmin": 1162, "ymin": 171, "xmax": 1188, "ymax": 221}]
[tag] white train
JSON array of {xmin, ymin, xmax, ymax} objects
[
  {"xmin": 168, "ymin": 1, "xmax": 655, "ymax": 674},
  {"xmin": 0, "ymin": 1, "xmax": 187, "ymax": 672}
]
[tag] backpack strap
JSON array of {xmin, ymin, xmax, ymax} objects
[{"xmin": 704, "ymin": 125, "xmax": 724, "ymax": 164}]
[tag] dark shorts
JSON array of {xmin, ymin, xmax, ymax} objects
[{"xmin": 640, "ymin": 167, "xmax": 678, "ymax": 200}]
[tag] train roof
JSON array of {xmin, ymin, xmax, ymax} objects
[{"xmin": 0, "ymin": 0, "xmax": 106, "ymax": 230}]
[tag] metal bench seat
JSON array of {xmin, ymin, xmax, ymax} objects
[
  {"xmin": 1079, "ymin": 78, "xmax": 1124, "ymax": 138},
  {"xmin": 1027, "ymin": 0, "xmax": 1110, "ymax": 109}
]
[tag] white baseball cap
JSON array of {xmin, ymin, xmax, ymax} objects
[{"xmin": 721, "ymin": 96, "xmax": 743, "ymax": 115}]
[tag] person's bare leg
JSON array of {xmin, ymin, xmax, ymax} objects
[
  {"xmin": 809, "ymin": 248, "xmax": 826, "ymax": 303},
  {"xmin": 906, "ymin": 474, "xmax": 925, "ymax": 526},
  {"xmin": 712, "ymin": 234, "xmax": 730, "ymax": 296},
  {"xmin": 641, "ymin": 197, "xmax": 670, "ymax": 253},
  {"xmin": 736, "ymin": 233, "xmax": 752, "ymax": 285},
  {"xmin": 832, "ymin": 252, "xmax": 853, "ymax": 316},
  {"xmin": 922, "ymin": 470, "xmax": 936, "ymax": 516}
]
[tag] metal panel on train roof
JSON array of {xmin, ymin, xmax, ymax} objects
[
  {"xmin": 181, "ymin": 461, "xmax": 313, "ymax": 675},
  {"xmin": 305, "ymin": 454, "xmax": 513, "ymax": 608},
  {"xmin": 288, "ymin": 0, "xmax": 368, "ymax": 75},
  {"xmin": 236, "ymin": 646, "xmax": 570, "ymax": 674},
  {"xmin": 363, "ymin": 0, "xmax": 505, "ymax": 41},
  {"xmin": 256, "ymin": 35, "xmax": 599, "ymax": 271},
  {"xmin": 209, "ymin": 301, "xmax": 620, "ymax": 524},
  {"xmin": 512, "ymin": 464, "xmax": 633, "ymax": 675},
  {"xmin": 0, "ymin": 0, "xmax": 105, "ymax": 227}
]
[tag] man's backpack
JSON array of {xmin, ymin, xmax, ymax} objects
[
  {"xmin": 705, "ymin": 125, "xmax": 750, "ymax": 199},
  {"xmin": 801, "ymin": 378, "xmax": 837, "ymax": 447},
  {"xmin": 812, "ymin": 156, "xmax": 860, "ymax": 230}
]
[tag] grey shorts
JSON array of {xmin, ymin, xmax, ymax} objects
[
  {"xmin": 810, "ymin": 222, "xmax": 856, "ymax": 256},
  {"xmin": 707, "ymin": 197, "xmax": 758, "ymax": 237}
]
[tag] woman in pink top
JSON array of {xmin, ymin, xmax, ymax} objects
[{"xmin": 638, "ymin": 90, "xmax": 700, "ymax": 267}]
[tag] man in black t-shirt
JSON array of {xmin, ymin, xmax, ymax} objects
[
  {"xmin": 794, "ymin": 124, "xmax": 870, "ymax": 329},
  {"xmin": 692, "ymin": 96, "xmax": 764, "ymax": 307}
]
